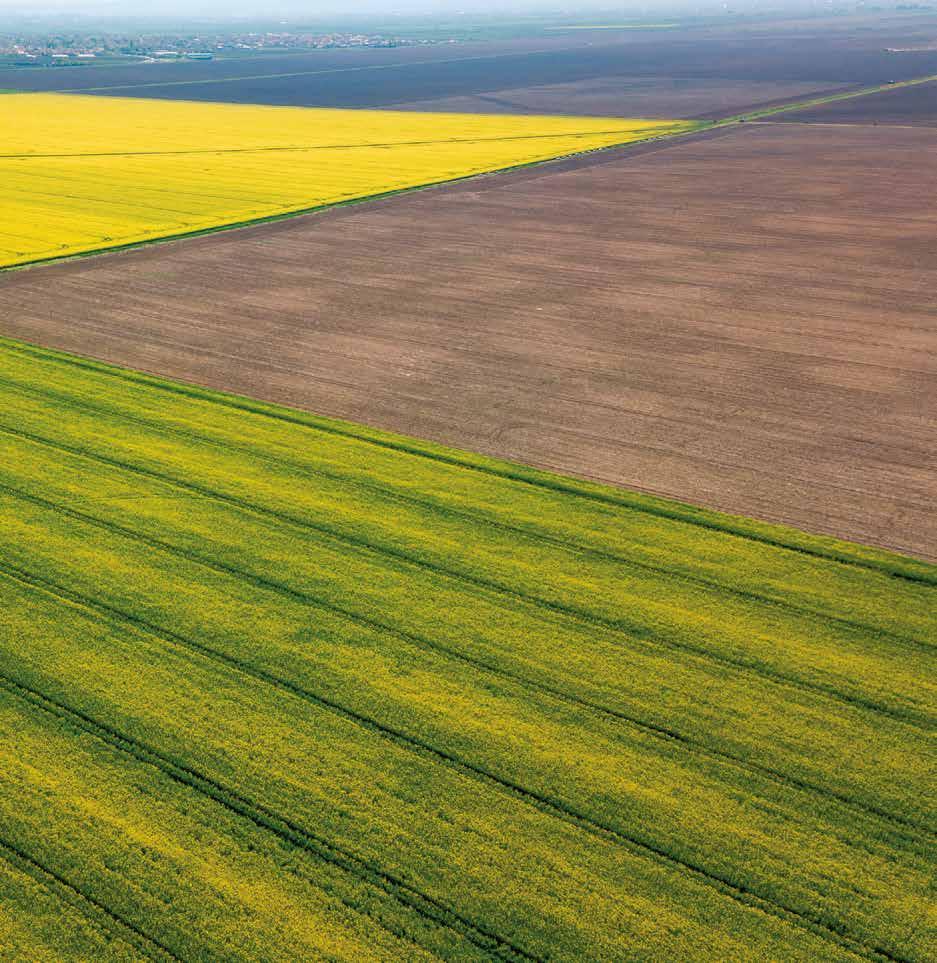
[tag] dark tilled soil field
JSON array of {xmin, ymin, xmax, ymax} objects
[
  {"xmin": 2, "ymin": 15, "xmax": 937, "ymax": 115},
  {"xmin": 1, "ymin": 123, "xmax": 934, "ymax": 558},
  {"xmin": 765, "ymin": 77, "xmax": 937, "ymax": 125}
]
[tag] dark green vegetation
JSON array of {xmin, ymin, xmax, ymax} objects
[{"xmin": 0, "ymin": 335, "xmax": 933, "ymax": 960}]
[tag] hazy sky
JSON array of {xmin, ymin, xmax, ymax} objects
[{"xmin": 0, "ymin": 0, "xmax": 594, "ymax": 12}]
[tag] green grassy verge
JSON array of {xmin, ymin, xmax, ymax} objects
[{"xmin": 0, "ymin": 334, "xmax": 933, "ymax": 960}]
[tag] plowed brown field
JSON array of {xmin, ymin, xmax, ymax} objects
[{"xmin": 1, "ymin": 123, "xmax": 935, "ymax": 558}]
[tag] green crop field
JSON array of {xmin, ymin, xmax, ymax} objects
[{"xmin": 0, "ymin": 334, "xmax": 933, "ymax": 960}]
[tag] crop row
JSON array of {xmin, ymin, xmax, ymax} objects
[{"xmin": 0, "ymin": 337, "xmax": 933, "ymax": 959}]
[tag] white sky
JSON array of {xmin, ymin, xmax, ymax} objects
[{"xmin": 0, "ymin": 0, "xmax": 587, "ymax": 13}]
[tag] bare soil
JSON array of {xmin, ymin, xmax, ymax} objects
[{"xmin": 1, "ymin": 123, "xmax": 935, "ymax": 559}]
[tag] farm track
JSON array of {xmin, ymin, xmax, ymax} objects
[
  {"xmin": 0, "ymin": 425, "xmax": 932, "ymax": 768},
  {"xmin": 0, "ymin": 834, "xmax": 179, "ymax": 961},
  {"xmin": 0, "ymin": 646, "xmax": 906, "ymax": 963},
  {"xmin": 0, "ymin": 671, "xmax": 537, "ymax": 962},
  {"xmin": 0, "ymin": 419, "xmax": 930, "ymax": 736},
  {"xmin": 0, "ymin": 369, "xmax": 922, "ymax": 650},
  {"xmin": 0, "ymin": 478, "xmax": 933, "ymax": 864},
  {"xmin": 760, "ymin": 77, "xmax": 937, "ymax": 126},
  {"xmin": 0, "ymin": 550, "xmax": 929, "ymax": 863}
]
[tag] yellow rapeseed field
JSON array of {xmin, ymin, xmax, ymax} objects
[
  {"xmin": 0, "ymin": 93, "xmax": 693, "ymax": 267},
  {"xmin": 0, "ymin": 334, "xmax": 934, "ymax": 959}
]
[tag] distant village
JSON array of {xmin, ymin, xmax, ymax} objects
[{"xmin": 0, "ymin": 29, "xmax": 440, "ymax": 66}]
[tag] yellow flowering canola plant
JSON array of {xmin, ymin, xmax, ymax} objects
[
  {"xmin": 0, "ymin": 335, "xmax": 934, "ymax": 960},
  {"xmin": 0, "ymin": 93, "xmax": 694, "ymax": 267}
]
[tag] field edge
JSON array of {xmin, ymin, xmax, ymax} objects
[
  {"xmin": 2, "ymin": 332, "xmax": 933, "ymax": 586},
  {"xmin": 0, "ymin": 111, "xmax": 699, "ymax": 273}
]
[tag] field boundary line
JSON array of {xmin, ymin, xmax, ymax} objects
[
  {"xmin": 17, "ymin": 43, "xmax": 616, "ymax": 92},
  {"xmin": 0, "ymin": 370, "xmax": 921, "ymax": 653},
  {"xmin": 0, "ymin": 671, "xmax": 537, "ymax": 962},
  {"xmin": 747, "ymin": 120, "xmax": 935, "ymax": 130},
  {"xmin": 0, "ymin": 418, "xmax": 931, "ymax": 734},
  {"xmin": 0, "ymin": 662, "xmax": 900, "ymax": 963},
  {"xmin": 0, "ymin": 833, "xmax": 180, "ymax": 961},
  {"xmin": 2, "ymin": 335, "xmax": 932, "ymax": 588},
  {"xmin": 1, "ymin": 554, "xmax": 929, "ymax": 861}
]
